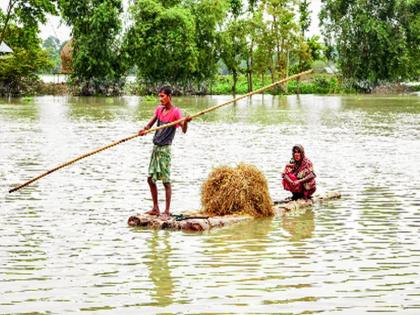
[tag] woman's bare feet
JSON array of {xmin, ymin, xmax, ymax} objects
[{"xmin": 145, "ymin": 209, "xmax": 160, "ymax": 216}]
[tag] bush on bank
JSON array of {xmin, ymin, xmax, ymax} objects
[
  {"xmin": 120, "ymin": 74, "xmax": 348, "ymax": 96},
  {"xmin": 194, "ymin": 74, "xmax": 348, "ymax": 95},
  {"xmin": 21, "ymin": 74, "xmax": 420, "ymax": 96}
]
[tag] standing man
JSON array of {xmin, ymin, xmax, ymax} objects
[{"xmin": 138, "ymin": 86, "xmax": 191, "ymax": 220}]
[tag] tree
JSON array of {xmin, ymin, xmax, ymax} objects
[
  {"xmin": 292, "ymin": 0, "xmax": 312, "ymax": 78},
  {"xmin": 306, "ymin": 35, "xmax": 325, "ymax": 61},
  {"xmin": 253, "ymin": 8, "xmax": 276, "ymax": 85},
  {"xmin": 43, "ymin": 35, "xmax": 60, "ymax": 51},
  {"xmin": 220, "ymin": 18, "xmax": 248, "ymax": 94},
  {"xmin": 189, "ymin": 0, "xmax": 228, "ymax": 93},
  {"xmin": 229, "ymin": 0, "xmax": 243, "ymax": 17},
  {"xmin": 263, "ymin": 0, "xmax": 299, "ymax": 90},
  {"xmin": 218, "ymin": 0, "xmax": 249, "ymax": 94},
  {"xmin": 397, "ymin": 0, "xmax": 420, "ymax": 79},
  {"xmin": 0, "ymin": 0, "xmax": 57, "ymax": 95},
  {"xmin": 299, "ymin": 0, "xmax": 311, "ymax": 37},
  {"xmin": 320, "ymin": 0, "xmax": 419, "ymax": 90},
  {"xmin": 43, "ymin": 36, "xmax": 61, "ymax": 73},
  {"xmin": 0, "ymin": 24, "xmax": 53, "ymax": 95},
  {"xmin": 59, "ymin": 0, "xmax": 128, "ymax": 95},
  {"xmin": 0, "ymin": 0, "xmax": 57, "ymax": 45},
  {"xmin": 125, "ymin": 0, "xmax": 198, "ymax": 93},
  {"xmin": 243, "ymin": 0, "xmax": 262, "ymax": 92}
]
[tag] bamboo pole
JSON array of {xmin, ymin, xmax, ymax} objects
[{"xmin": 9, "ymin": 69, "xmax": 313, "ymax": 193}]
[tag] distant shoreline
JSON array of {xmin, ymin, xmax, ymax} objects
[{"xmin": 34, "ymin": 74, "xmax": 420, "ymax": 97}]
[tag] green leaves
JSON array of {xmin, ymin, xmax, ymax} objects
[
  {"xmin": 219, "ymin": 18, "xmax": 248, "ymax": 93},
  {"xmin": 321, "ymin": 0, "xmax": 419, "ymax": 90},
  {"xmin": 4, "ymin": 0, "xmax": 415, "ymax": 96},
  {"xmin": 299, "ymin": 0, "xmax": 311, "ymax": 37},
  {"xmin": 125, "ymin": 0, "xmax": 200, "ymax": 91},
  {"xmin": 0, "ymin": 1, "xmax": 57, "ymax": 95},
  {"xmin": 42, "ymin": 36, "xmax": 61, "ymax": 73},
  {"xmin": 59, "ymin": 0, "xmax": 127, "ymax": 95}
]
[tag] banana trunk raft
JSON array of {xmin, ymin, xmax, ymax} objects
[{"xmin": 128, "ymin": 191, "xmax": 341, "ymax": 232}]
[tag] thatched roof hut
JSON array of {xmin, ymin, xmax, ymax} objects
[
  {"xmin": 60, "ymin": 39, "xmax": 73, "ymax": 73},
  {"xmin": 0, "ymin": 41, "xmax": 13, "ymax": 54}
]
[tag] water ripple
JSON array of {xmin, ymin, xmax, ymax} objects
[{"xmin": 0, "ymin": 95, "xmax": 419, "ymax": 313}]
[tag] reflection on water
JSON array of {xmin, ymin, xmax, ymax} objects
[
  {"xmin": 282, "ymin": 210, "xmax": 315, "ymax": 241},
  {"xmin": 0, "ymin": 94, "xmax": 419, "ymax": 313},
  {"xmin": 145, "ymin": 231, "xmax": 174, "ymax": 307},
  {"xmin": 204, "ymin": 218, "xmax": 274, "ymax": 254}
]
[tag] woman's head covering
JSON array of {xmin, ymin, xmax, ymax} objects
[
  {"xmin": 292, "ymin": 144, "xmax": 305, "ymax": 160},
  {"xmin": 290, "ymin": 144, "xmax": 312, "ymax": 174},
  {"xmin": 284, "ymin": 144, "xmax": 316, "ymax": 196}
]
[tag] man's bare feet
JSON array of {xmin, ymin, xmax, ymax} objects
[
  {"xmin": 159, "ymin": 212, "xmax": 171, "ymax": 221},
  {"xmin": 145, "ymin": 209, "xmax": 160, "ymax": 216}
]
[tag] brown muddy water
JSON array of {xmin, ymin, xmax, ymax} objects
[{"xmin": 1, "ymin": 94, "xmax": 419, "ymax": 314}]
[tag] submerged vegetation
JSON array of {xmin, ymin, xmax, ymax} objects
[{"xmin": 0, "ymin": 0, "xmax": 418, "ymax": 96}]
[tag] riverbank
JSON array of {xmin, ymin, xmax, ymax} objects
[
  {"xmin": 208, "ymin": 74, "xmax": 420, "ymax": 95},
  {"xmin": 10, "ymin": 74, "xmax": 420, "ymax": 97},
  {"xmin": 209, "ymin": 74, "xmax": 346, "ymax": 95}
]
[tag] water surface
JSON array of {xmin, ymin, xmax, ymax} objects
[{"xmin": 1, "ymin": 94, "xmax": 419, "ymax": 314}]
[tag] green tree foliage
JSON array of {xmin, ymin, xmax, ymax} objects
[
  {"xmin": 306, "ymin": 35, "xmax": 325, "ymax": 61},
  {"xmin": 2, "ymin": 0, "xmax": 416, "ymax": 97},
  {"xmin": 398, "ymin": 0, "xmax": 420, "ymax": 79},
  {"xmin": 243, "ymin": 12, "xmax": 257, "ymax": 92},
  {"xmin": 0, "ymin": 0, "xmax": 57, "ymax": 96},
  {"xmin": 0, "ymin": 0, "xmax": 57, "ymax": 44},
  {"xmin": 125, "ymin": 0, "xmax": 199, "ymax": 92},
  {"xmin": 229, "ymin": 0, "xmax": 243, "ymax": 17},
  {"xmin": 122, "ymin": 0, "xmax": 319, "ymax": 95},
  {"xmin": 293, "ymin": 0, "xmax": 312, "ymax": 74},
  {"xmin": 220, "ymin": 18, "xmax": 248, "ymax": 94},
  {"xmin": 0, "ymin": 25, "xmax": 53, "ymax": 96},
  {"xmin": 292, "ymin": 35, "xmax": 326, "ymax": 74},
  {"xmin": 189, "ymin": 0, "xmax": 228, "ymax": 92},
  {"xmin": 242, "ymin": 0, "xmax": 264, "ymax": 92},
  {"xmin": 262, "ymin": 0, "xmax": 299, "ymax": 86},
  {"xmin": 299, "ymin": 0, "xmax": 311, "ymax": 37},
  {"xmin": 252, "ymin": 8, "xmax": 276, "ymax": 84},
  {"xmin": 59, "ymin": 0, "xmax": 128, "ymax": 95},
  {"xmin": 320, "ymin": 0, "xmax": 419, "ymax": 90},
  {"xmin": 43, "ymin": 35, "xmax": 60, "ymax": 51},
  {"xmin": 218, "ymin": 0, "xmax": 248, "ymax": 94},
  {"xmin": 222, "ymin": 0, "xmax": 323, "ymax": 93},
  {"xmin": 42, "ymin": 36, "xmax": 61, "ymax": 73}
]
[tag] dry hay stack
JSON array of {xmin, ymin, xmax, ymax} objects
[
  {"xmin": 60, "ymin": 39, "xmax": 73, "ymax": 73},
  {"xmin": 201, "ymin": 163, "xmax": 273, "ymax": 217}
]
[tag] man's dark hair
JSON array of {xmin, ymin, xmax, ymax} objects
[{"xmin": 159, "ymin": 85, "xmax": 173, "ymax": 96}]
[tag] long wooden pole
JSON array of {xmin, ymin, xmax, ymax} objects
[{"xmin": 9, "ymin": 69, "xmax": 313, "ymax": 193}]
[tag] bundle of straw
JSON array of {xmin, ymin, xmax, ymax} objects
[{"xmin": 201, "ymin": 163, "xmax": 273, "ymax": 217}]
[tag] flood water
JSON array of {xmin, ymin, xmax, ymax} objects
[{"xmin": 1, "ymin": 94, "xmax": 419, "ymax": 314}]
